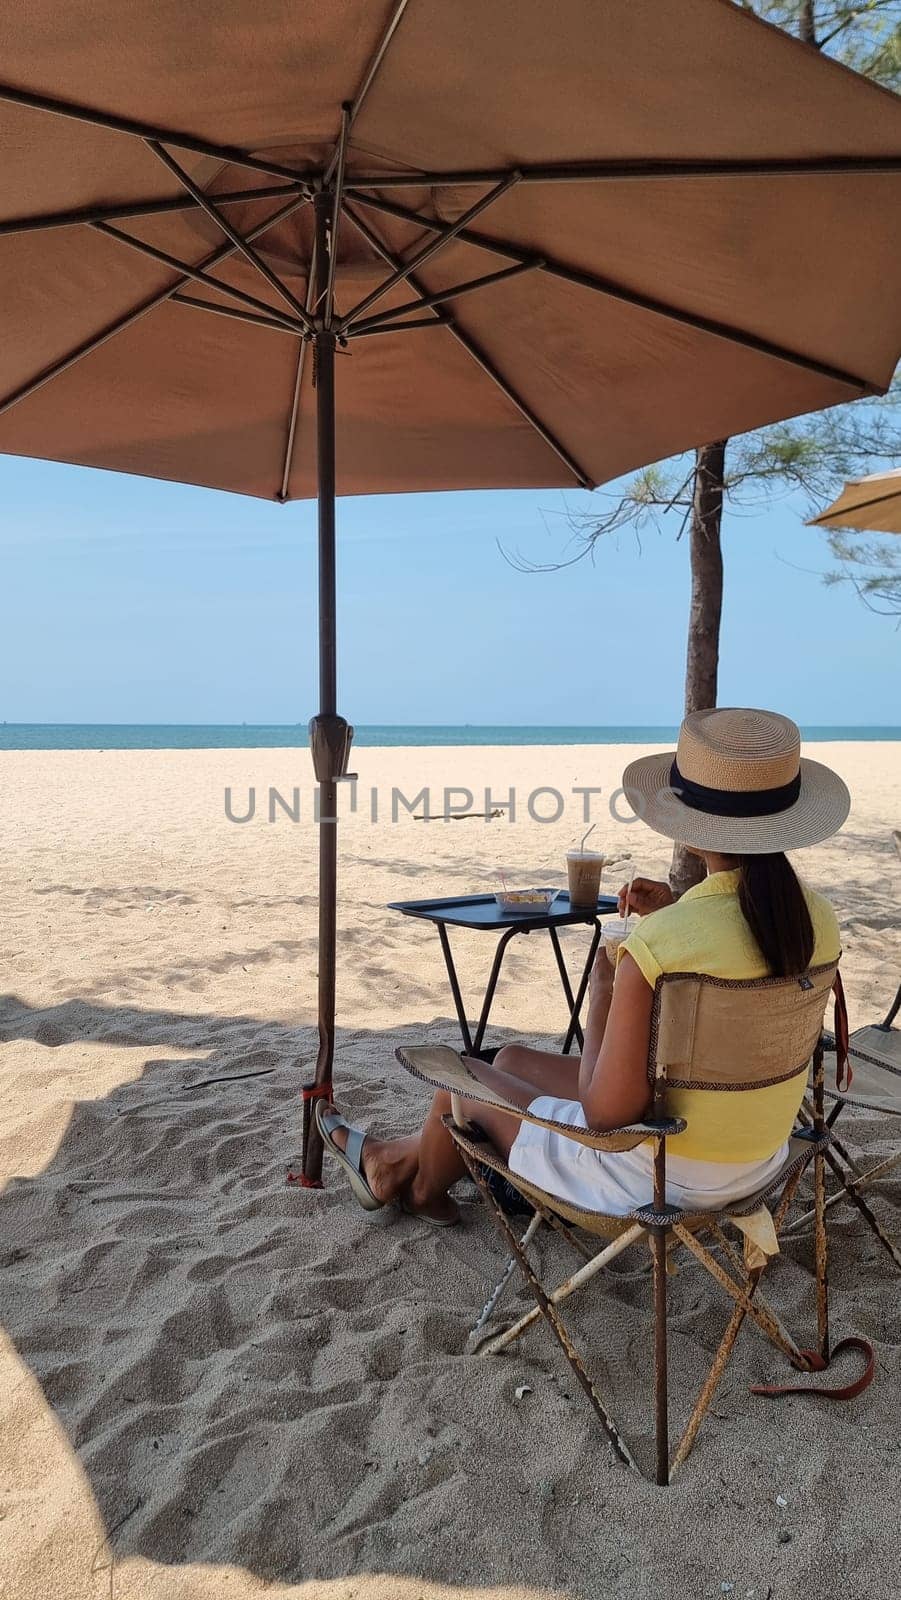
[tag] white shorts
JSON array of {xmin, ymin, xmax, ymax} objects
[{"xmin": 508, "ymin": 1095, "xmax": 788, "ymax": 1216}]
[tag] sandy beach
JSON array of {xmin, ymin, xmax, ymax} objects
[{"xmin": 0, "ymin": 740, "xmax": 898, "ymax": 1600}]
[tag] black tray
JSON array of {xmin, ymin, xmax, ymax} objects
[{"xmin": 388, "ymin": 890, "xmax": 618, "ymax": 931}]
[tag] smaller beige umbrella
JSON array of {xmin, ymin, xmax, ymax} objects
[{"xmin": 810, "ymin": 467, "xmax": 901, "ymax": 534}]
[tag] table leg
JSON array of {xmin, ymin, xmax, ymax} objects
[
  {"xmin": 555, "ymin": 921, "xmax": 601, "ymax": 1055},
  {"xmin": 436, "ymin": 922, "xmax": 474, "ymax": 1055},
  {"xmin": 472, "ymin": 926, "xmax": 520, "ymax": 1055}
]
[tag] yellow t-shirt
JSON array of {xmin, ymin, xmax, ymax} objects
[{"xmin": 621, "ymin": 868, "xmax": 840, "ymax": 1163}]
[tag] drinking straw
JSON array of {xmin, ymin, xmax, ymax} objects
[
  {"xmin": 579, "ymin": 822, "xmax": 596, "ymax": 852},
  {"xmin": 623, "ymin": 862, "xmax": 636, "ymax": 921}
]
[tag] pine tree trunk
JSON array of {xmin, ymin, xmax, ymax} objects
[
  {"xmin": 668, "ymin": 8, "xmax": 818, "ymax": 898},
  {"xmin": 669, "ymin": 439, "xmax": 727, "ymax": 898}
]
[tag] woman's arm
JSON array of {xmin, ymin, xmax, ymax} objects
[
  {"xmin": 578, "ymin": 948, "xmax": 614, "ymax": 1102},
  {"xmin": 579, "ymin": 952, "xmax": 654, "ymax": 1131}
]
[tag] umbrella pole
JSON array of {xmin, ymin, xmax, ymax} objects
[{"xmin": 300, "ymin": 195, "xmax": 353, "ymax": 1186}]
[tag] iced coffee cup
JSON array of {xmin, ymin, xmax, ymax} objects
[
  {"xmin": 566, "ymin": 849, "xmax": 605, "ymax": 908},
  {"xmin": 601, "ymin": 914, "xmax": 638, "ymax": 964}
]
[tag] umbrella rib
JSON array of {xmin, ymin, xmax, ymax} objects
[
  {"xmin": 0, "ymin": 182, "xmax": 309, "ymax": 237},
  {"xmin": 3, "ymin": 152, "xmax": 896, "ymax": 236},
  {"xmin": 323, "ymin": 106, "xmax": 351, "ymax": 328},
  {"xmin": 0, "ymin": 192, "xmax": 309, "ymax": 419},
  {"xmin": 2, "ymin": 153, "xmax": 897, "ymax": 238},
  {"xmin": 277, "ymin": 228, "xmax": 321, "ymax": 502},
  {"xmin": 442, "ymin": 319, "xmax": 594, "ymax": 488},
  {"xmin": 0, "ymin": 81, "xmax": 312, "ymax": 185},
  {"xmin": 338, "ymin": 173, "xmax": 522, "ymax": 331},
  {"xmin": 322, "ymin": 0, "xmax": 412, "ymax": 187},
  {"xmin": 172, "ymin": 292, "xmax": 305, "ymax": 336},
  {"xmin": 343, "ymin": 260, "xmax": 542, "ymax": 336},
  {"xmin": 348, "ymin": 313, "xmax": 451, "ymax": 337},
  {"xmin": 346, "ymin": 190, "xmax": 878, "ymax": 395},
  {"xmin": 342, "ymin": 154, "xmax": 901, "ymax": 190},
  {"xmin": 145, "ymin": 141, "xmax": 314, "ymax": 333},
  {"xmin": 341, "ymin": 200, "xmax": 594, "ymax": 488},
  {"xmin": 93, "ymin": 221, "xmax": 306, "ymax": 332},
  {"xmin": 277, "ymin": 341, "xmax": 309, "ymax": 502}
]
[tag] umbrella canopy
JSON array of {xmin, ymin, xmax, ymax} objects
[
  {"xmin": 3, "ymin": 0, "xmax": 901, "ymax": 1182},
  {"xmin": 810, "ymin": 467, "xmax": 901, "ymax": 534},
  {"xmin": 3, "ymin": 0, "xmax": 901, "ymax": 498}
]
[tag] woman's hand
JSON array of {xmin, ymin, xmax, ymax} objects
[
  {"xmin": 617, "ymin": 876, "xmax": 675, "ymax": 917},
  {"xmin": 588, "ymin": 942, "xmax": 615, "ymax": 1003}
]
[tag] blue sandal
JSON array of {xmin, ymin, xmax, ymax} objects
[{"xmin": 315, "ymin": 1102, "xmax": 383, "ymax": 1212}]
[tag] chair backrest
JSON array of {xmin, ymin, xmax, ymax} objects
[{"xmin": 649, "ymin": 960, "xmax": 837, "ymax": 1164}]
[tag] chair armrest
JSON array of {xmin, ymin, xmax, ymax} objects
[
  {"xmin": 396, "ymin": 1043, "xmax": 686, "ymax": 1153},
  {"xmin": 545, "ymin": 1115, "xmax": 686, "ymax": 1153}
]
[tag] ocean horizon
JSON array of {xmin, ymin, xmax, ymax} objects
[{"xmin": 1, "ymin": 723, "xmax": 899, "ymax": 751}]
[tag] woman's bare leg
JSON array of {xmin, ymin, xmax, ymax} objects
[
  {"xmin": 324, "ymin": 1094, "xmax": 463, "ymax": 1221},
  {"xmin": 324, "ymin": 1087, "xmax": 526, "ymax": 1222},
  {"xmin": 486, "ymin": 1042, "xmax": 580, "ymax": 1100},
  {"xmin": 406, "ymin": 1090, "xmax": 522, "ymax": 1216},
  {"xmin": 325, "ymin": 1040, "xmax": 578, "ymax": 1221}
]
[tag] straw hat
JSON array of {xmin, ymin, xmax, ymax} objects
[{"xmin": 622, "ymin": 708, "xmax": 850, "ymax": 854}]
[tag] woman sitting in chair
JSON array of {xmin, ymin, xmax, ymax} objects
[{"xmin": 318, "ymin": 708, "xmax": 848, "ymax": 1224}]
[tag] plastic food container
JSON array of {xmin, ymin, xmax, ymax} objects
[{"xmin": 494, "ymin": 887, "xmax": 559, "ymax": 915}]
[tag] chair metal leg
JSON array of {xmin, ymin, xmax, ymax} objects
[
  {"xmin": 671, "ymin": 1159, "xmax": 812, "ymax": 1479},
  {"xmin": 813, "ymin": 1144, "xmax": 830, "ymax": 1362},
  {"xmin": 460, "ymin": 1147, "xmax": 639, "ymax": 1472},
  {"xmin": 825, "ymin": 1122, "xmax": 867, "ymax": 1178},
  {"xmin": 652, "ymin": 1224, "xmax": 669, "ymax": 1486},
  {"xmin": 811, "ymin": 1040, "xmax": 830, "ymax": 1363},
  {"xmin": 469, "ymin": 1211, "xmax": 543, "ymax": 1339},
  {"xmin": 710, "ymin": 1224, "xmax": 807, "ymax": 1344},
  {"xmin": 800, "ymin": 1096, "xmax": 864, "ymax": 1175},
  {"xmin": 672, "ymin": 1224, "xmax": 810, "ymax": 1369},
  {"xmin": 782, "ymin": 1150, "xmax": 901, "ymax": 1236},
  {"xmin": 670, "ymin": 1269, "xmax": 762, "ymax": 1479},
  {"xmin": 478, "ymin": 1221, "xmax": 645, "ymax": 1354},
  {"xmin": 650, "ymin": 1133, "xmax": 670, "ymax": 1485},
  {"xmin": 543, "ymin": 1206, "xmax": 600, "ymax": 1263},
  {"xmin": 820, "ymin": 1141, "xmax": 901, "ymax": 1271}
]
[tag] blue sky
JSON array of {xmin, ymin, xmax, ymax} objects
[{"xmin": 1, "ymin": 452, "xmax": 897, "ymax": 725}]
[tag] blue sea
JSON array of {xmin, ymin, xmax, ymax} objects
[{"xmin": 1, "ymin": 724, "xmax": 898, "ymax": 751}]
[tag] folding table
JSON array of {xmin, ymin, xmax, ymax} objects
[{"xmin": 389, "ymin": 890, "xmax": 618, "ymax": 1056}]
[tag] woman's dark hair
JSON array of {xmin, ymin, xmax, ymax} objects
[{"xmin": 736, "ymin": 852, "xmax": 815, "ymax": 978}]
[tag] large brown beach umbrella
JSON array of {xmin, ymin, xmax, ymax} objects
[
  {"xmin": 3, "ymin": 1, "xmax": 901, "ymax": 1183},
  {"xmin": 810, "ymin": 467, "xmax": 901, "ymax": 534}
]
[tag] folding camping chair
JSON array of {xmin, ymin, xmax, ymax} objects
[
  {"xmin": 785, "ymin": 994, "xmax": 901, "ymax": 1270},
  {"xmin": 398, "ymin": 961, "xmax": 842, "ymax": 1485},
  {"xmin": 785, "ymin": 832, "xmax": 901, "ymax": 1264}
]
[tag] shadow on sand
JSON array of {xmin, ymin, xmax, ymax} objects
[{"xmin": 0, "ymin": 993, "xmax": 895, "ymax": 1595}]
